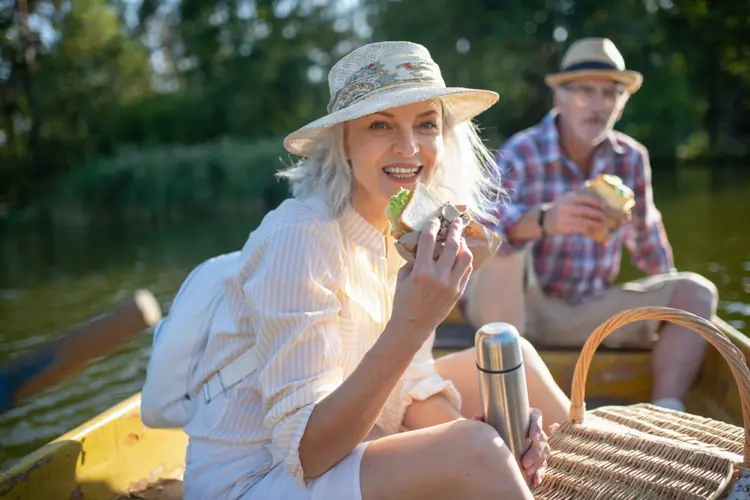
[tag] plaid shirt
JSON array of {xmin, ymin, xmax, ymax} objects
[{"xmin": 489, "ymin": 111, "xmax": 674, "ymax": 305}]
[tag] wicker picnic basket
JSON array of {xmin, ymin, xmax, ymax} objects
[{"xmin": 533, "ymin": 307, "xmax": 749, "ymax": 500}]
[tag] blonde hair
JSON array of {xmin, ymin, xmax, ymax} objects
[{"xmin": 277, "ymin": 100, "xmax": 501, "ymax": 223}]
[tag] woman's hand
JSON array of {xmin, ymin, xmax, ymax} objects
[
  {"xmin": 390, "ymin": 217, "xmax": 473, "ymax": 343},
  {"xmin": 473, "ymin": 408, "xmax": 551, "ymax": 487},
  {"xmin": 520, "ymin": 408, "xmax": 551, "ymax": 486}
]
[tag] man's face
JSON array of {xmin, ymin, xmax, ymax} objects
[{"xmin": 554, "ymin": 77, "xmax": 629, "ymax": 145}]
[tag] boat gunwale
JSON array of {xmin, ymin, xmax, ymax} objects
[
  {"xmin": 713, "ymin": 316, "xmax": 750, "ymax": 353},
  {"xmin": 0, "ymin": 317, "xmax": 746, "ymax": 494},
  {"xmin": 0, "ymin": 394, "xmax": 143, "ymax": 484}
]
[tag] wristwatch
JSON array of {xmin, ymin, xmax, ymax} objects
[{"xmin": 538, "ymin": 203, "xmax": 552, "ymax": 236}]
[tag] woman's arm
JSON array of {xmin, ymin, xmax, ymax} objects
[
  {"xmin": 364, "ymin": 423, "xmax": 388, "ymax": 441},
  {"xmin": 299, "ymin": 216, "xmax": 472, "ymax": 479},
  {"xmin": 253, "ymin": 215, "xmax": 470, "ymax": 486},
  {"xmin": 383, "ymin": 331, "xmax": 464, "ymax": 433},
  {"xmin": 299, "ymin": 322, "xmax": 426, "ymax": 478}
]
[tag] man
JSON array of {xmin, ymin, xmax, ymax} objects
[{"xmin": 464, "ymin": 37, "xmax": 718, "ymax": 412}]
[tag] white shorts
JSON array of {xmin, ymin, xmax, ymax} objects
[
  {"xmin": 183, "ymin": 438, "xmax": 368, "ymax": 500},
  {"xmin": 243, "ymin": 442, "xmax": 368, "ymax": 500}
]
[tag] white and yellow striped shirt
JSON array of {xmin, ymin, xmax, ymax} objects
[{"xmin": 184, "ymin": 195, "xmax": 461, "ymax": 488}]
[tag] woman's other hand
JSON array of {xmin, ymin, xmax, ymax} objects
[
  {"xmin": 473, "ymin": 408, "xmax": 551, "ymax": 487},
  {"xmin": 520, "ymin": 408, "xmax": 550, "ymax": 486}
]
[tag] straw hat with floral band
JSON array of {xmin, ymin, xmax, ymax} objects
[
  {"xmin": 545, "ymin": 37, "xmax": 643, "ymax": 94},
  {"xmin": 283, "ymin": 41, "xmax": 499, "ymax": 157}
]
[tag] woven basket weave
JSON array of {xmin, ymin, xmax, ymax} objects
[{"xmin": 533, "ymin": 307, "xmax": 749, "ymax": 500}]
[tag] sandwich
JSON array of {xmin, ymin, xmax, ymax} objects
[
  {"xmin": 385, "ymin": 183, "xmax": 501, "ymax": 270},
  {"xmin": 583, "ymin": 173, "xmax": 636, "ymax": 244}
]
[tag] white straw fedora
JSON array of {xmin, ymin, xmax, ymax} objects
[
  {"xmin": 283, "ymin": 41, "xmax": 499, "ymax": 157},
  {"xmin": 545, "ymin": 37, "xmax": 643, "ymax": 94}
]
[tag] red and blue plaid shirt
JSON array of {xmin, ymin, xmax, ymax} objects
[{"xmin": 488, "ymin": 111, "xmax": 674, "ymax": 305}]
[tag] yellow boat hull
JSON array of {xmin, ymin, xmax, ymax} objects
[
  {"xmin": 0, "ymin": 394, "xmax": 187, "ymax": 500},
  {"xmin": 1, "ymin": 317, "xmax": 747, "ymax": 499}
]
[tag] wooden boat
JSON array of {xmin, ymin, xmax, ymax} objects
[{"xmin": 1, "ymin": 312, "xmax": 747, "ymax": 500}]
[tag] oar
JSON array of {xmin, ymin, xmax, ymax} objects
[{"xmin": 0, "ymin": 289, "xmax": 162, "ymax": 413}]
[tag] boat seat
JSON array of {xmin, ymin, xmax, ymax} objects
[
  {"xmin": 434, "ymin": 322, "xmax": 651, "ymax": 353},
  {"xmin": 113, "ymin": 478, "xmax": 183, "ymax": 500}
]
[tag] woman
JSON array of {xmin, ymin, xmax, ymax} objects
[{"xmin": 183, "ymin": 41, "xmax": 570, "ymax": 500}]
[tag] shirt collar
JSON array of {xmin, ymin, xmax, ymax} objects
[
  {"xmin": 539, "ymin": 109, "xmax": 625, "ymax": 164},
  {"xmin": 340, "ymin": 204, "xmax": 390, "ymax": 253},
  {"xmin": 605, "ymin": 129, "xmax": 626, "ymax": 155},
  {"xmin": 297, "ymin": 194, "xmax": 386, "ymax": 252}
]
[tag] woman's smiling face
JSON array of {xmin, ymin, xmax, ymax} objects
[{"xmin": 345, "ymin": 99, "xmax": 444, "ymax": 228}]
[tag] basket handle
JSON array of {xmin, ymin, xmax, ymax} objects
[{"xmin": 568, "ymin": 306, "xmax": 750, "ymax": 469}]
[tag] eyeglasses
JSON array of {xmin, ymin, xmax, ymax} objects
[{"xmin": 562, "ymin": 84, "xmax": 628, "ymax": 107}]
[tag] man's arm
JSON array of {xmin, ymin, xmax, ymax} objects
[
  {"xmin": 488, "ymin": 151, "xmax": 606, "ymax": 248},
  {"xmin": 507, "ymin": 205, "xmax": 545, "ymax": 242},
  {"xmin": 624, "ymin": 148, "xmax": 675, "ymax": 275},
  {"xmin": 486, "ymin": 150, "xmax": 540, "ymax": 252}
]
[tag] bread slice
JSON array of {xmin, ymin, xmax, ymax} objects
[
  {"xmin": 390, "ymin": 182, "xmax": 502, "ymax": 269},
  {"xmin": 398, "ymin": 183, "xmax": 442, "ymax": 233},
  {"xmin": 586, "ymin": 174, "xmax": 635, "ymax": 213},
  {"xmin": 584, "ymin": 174, "xmax": 635, "ymax": 244}
]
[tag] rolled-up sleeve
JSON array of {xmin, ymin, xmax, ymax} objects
[
  {"xmin": 485, "ymin": 150, "xmax": 531, "ymax": 254},
  {"xmin": 624, "ymin": 148, "xmax": 675, "ymax": 275},
  {"xmin": 376, "ymin": 332, "xmax": 462, "ymax": 435},
  {"xmin": 243, "ymin": 221, "xmax": 344, "ymax": 487}
]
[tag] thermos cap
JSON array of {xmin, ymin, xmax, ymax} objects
[{"xmin": 475, "ymin": 322, "xmax": 524, "ymax": 372}]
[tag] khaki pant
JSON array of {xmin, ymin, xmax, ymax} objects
[{"xmin": 467, "ymin": 250, "xmax": 682, "ymax": 349}]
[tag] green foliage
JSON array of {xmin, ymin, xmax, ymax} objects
[
  {"xmin": 364, "ymin": 0, "xmax": 715, "ymax": 159},
  {"xmin": 0, "ymin": 0, "xmax": 151, "ymax": 207},
  {"xmin": 1, "ymin": 0, "xmax": 748, "ymax": 223},
  {"xmin": 656, "ymin": 0, "xmax": 750, "ymax": 157},
  {"xmin": 1, "ymin": 0, "xmax": 357, "ymax": 212},
  {"xmin": 50, "ymin": 137, "xmax": 291, "ymax": 225}
]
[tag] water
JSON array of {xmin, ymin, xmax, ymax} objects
[{"xmin": 1, "ymin": 166, "xmax": 749, "ymax": 469}]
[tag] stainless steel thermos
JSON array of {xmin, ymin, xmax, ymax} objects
[{"xmin": 475, "ymin": 322, "xmax": 531, "ymax": 463}]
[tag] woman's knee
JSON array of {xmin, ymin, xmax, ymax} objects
[
  {"xmin": 362, "ymin": 420, "xmax": 531, "ymax": 499},
  {"xmin": 519, "ymin": 336, "xmax": 537, "ymax": 362},
  {"xmin": 519, "ymin": 336, "xmax": 549, "ymax": 379},
  {"xmin": 671, "ymin": 272, "xmax": 718, "ymax": 313},
  {"xmin": 443, "ymin": 419, "xmax": 527, "ymax": 490},
  {"xmin": 445, "ymin": 418, "xmax": 504, "ymax": 458}
]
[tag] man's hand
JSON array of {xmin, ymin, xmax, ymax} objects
[{"xmin": 543, "ymin": 192, "xmax": 606, "ymax": 236}]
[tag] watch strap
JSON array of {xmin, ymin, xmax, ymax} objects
[{"xmin": 538, "ymin": 203, "xmax": 552, "ymax": 236}]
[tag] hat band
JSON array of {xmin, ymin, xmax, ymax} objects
[
  {"xmin": 328, "ymin": 57, "xmax": 445, "ymax": 113},
  {"xmin": 561, "ymin": 61, "xmax": 620, "ymax": 72}
]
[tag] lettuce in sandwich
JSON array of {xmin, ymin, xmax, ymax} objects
[{"xmin": 385, "ymin": 183, "xmax": 501, "ymax": 270}]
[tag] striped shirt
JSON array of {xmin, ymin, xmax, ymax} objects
[
  {"xmin": 488, "ymin": 110, "xmax": 674, "ymax": 304},
  {"xmin": 184, "ymin": 195, "xmax": 461, "ymax": 489}
]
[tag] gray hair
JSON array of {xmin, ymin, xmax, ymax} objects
[{"xmin": 277, "ymin": 101, "xmax": 501, "ymax": 223}]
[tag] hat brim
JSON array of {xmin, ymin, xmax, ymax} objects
[
  {"xmin": 545, "ymin": 69, "xmax": 643, "ymax": 94},
  {"xmin": 283, "ymin": 86, "xmax": 499, "ymax": 157}
]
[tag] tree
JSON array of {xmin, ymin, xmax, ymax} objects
[
  {"xmin": 658, "ymin": 0, "xmax": 750, "ymax": 158},
  {"xmin": 118, "ymin": 0, "xmax": 363, "ymax": 143},
  {"xmin": 364, "ymin": 0, "xmax": 707, "ymax": 161},
  {"xmin": 0, "ymin": 0, "xmax": 151, "ymax": 207}
]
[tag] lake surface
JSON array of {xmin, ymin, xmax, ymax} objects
[{"xmin": 1, "ymin": 165, "xmax": 749, "ymax": 470}]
